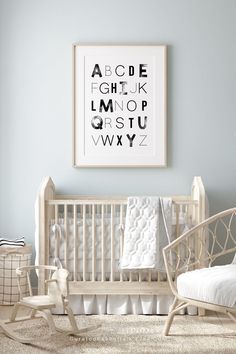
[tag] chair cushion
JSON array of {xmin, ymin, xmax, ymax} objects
[{"xmin": 177, "ymin": 264, "xmax": 236, "ymax": 308}]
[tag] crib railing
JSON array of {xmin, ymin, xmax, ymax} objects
[
  {"xmin": 47, "ymin": 199, "xmax": 127, "ymax": 283},
  {"xmin": 37, "ymin": 176, "xmax": 206, "ymax": 295},
  {"xmin": 43, "ymin": 198, "xmax": 198, "ymax": 295}
]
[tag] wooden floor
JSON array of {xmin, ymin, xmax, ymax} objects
[{"xmin": 0, "ymin": 305, "xmax": 236, "ymax": 331}]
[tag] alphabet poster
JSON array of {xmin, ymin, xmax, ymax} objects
[{"xmin": 73, "ymin": 45, "xmax": 166, "ymax": 167}]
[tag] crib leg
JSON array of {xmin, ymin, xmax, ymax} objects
[{"xmin": 198, "ymin": 308, "xmax": 205, "ymax": 316}]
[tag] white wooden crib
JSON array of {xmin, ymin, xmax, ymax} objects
[{"xmin": 35, "ymin": 176, "xmax": 206, "ymax": 314}]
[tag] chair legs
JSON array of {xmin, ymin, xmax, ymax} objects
[
  {"xmin": 227, "ymin": 311, "xmax": 236, "ymax": 323},
  {"xmin": 63, "ymin": 302, "xmax": 101, "ymax": 336},
  {"xmin": 65, "ymin": 304, "xmax": 80, "ymax": 332},
  {"xmin": 39, "ymin": 309, "xmax": 57, "ymax": 335},
  {"xmin": 163, "ymin": 297, "xmax": 189, "ymax": 336},
  {"xmin": 163, "ymin": 297, "xmax": 178, "ymax": 336},
  {"xmin": 9, "ymin": 302, "xmax": 21, "ymax": 322},
  {"xmin": 9, "ymin": 303, "xmax": 37, "ymax": 323},
  {"xmin": 2, "ymin": 305, "xmax": 58, "ymax": 343},
  {"xmin": 1, "ymin": 303, "xmax": 100, "ymax": 344}
]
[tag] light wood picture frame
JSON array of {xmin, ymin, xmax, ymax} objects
[{"xmin": 73, "ymin": 44, "xmax": 167, "ymax": 167}]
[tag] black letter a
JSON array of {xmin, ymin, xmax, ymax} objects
[{"xmin": 91, "ymin": 64, "xmax": 102, "ymax": 78}]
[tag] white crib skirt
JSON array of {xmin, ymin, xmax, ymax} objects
[{"xmin": 55, "ymin": 295, "xmax": 197, "ymax": 315}]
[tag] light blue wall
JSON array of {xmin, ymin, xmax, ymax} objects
[{"xmin": 0, "ymin": 0, "xmax": 235, "ymax": 253}]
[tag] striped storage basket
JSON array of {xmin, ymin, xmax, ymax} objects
[{"xmin": 0, "ymin": 245, "xmax": 32, "ymax": 305}]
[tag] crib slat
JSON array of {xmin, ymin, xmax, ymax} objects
[
  {"xmin": 54, "ymin": 205, "xmax": 59, "ymax": 260},
  {"xmin": 110, "ymin": 205, "xmax": 114, "ymax": 282},
  {"xmin": 185, "ymin": 204, "xmax": 190, "ymax": 265},
  {"xmin": 92, "ymin": 204, "xmax": 95, "ymax": 282},
  {"xmin": 101, "ymin": 204, "xmax": 105, "ymax": 282},
  {"xmin": 83, "ymin": 204, "xmax": 86, "ymax": 281},
  {"xmin": 73, "ymin": 205, "xmax": 78, "ymax": 281},
  {"xmin": 120, "ymin": 204, "xmax": 124, "ymax": 282},
  {"xmin": 176, "ymin": 204, "xmax": 180, "ymax": 238},
  {"xmin": 64, "ymin": 204, "xmax": 68, "ymax": 269},
  {"xmin": 175, "ymin": 204, "xmax": 181, "ymax": 272},
  {"xmin": 55, "ymin": 204, "xmax": 58, "ymax": 223}
]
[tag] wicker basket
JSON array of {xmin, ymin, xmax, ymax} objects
[{"xmin": 0, "ymin": 245, "xmax": 32, "ymax": 305}]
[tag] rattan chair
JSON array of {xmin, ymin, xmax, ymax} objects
[
  {"xmin": 163, "ymin": 207, "xmax": 236, "ymax": 336},
  {"xmin": 0, "ymin": 265, "xmax": 100, "ymax": 343}
]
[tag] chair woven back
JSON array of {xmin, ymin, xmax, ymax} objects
[{"xmin": 163, "ymin": 208, "xmax": 236, "ymax": 296}]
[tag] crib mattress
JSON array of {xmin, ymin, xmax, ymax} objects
[{"xmin": 177, "ymin": 264, "xmax": 236, "ymax": 308}]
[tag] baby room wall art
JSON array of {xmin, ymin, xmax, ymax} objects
[{"xmin": 73, "ymin": 44, "xmax": 167, "ymax": 167}]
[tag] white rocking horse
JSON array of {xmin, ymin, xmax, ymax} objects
[{"xmin": 0, "ymin": 264, "xmax": 100, "ymax": 344}]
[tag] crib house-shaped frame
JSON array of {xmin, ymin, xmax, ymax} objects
[{"xmin": 36, "ymin": 176, "xmax": 206, "ymax": 301}]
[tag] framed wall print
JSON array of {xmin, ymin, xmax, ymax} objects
[{"xmin": 73, "ymin": 44, "xmax": 167, "ymax": 167}]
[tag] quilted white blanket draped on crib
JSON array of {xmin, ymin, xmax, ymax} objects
[{"xmin": 120, "ymin": 197, "xmax": 172, "ymax": 271}]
